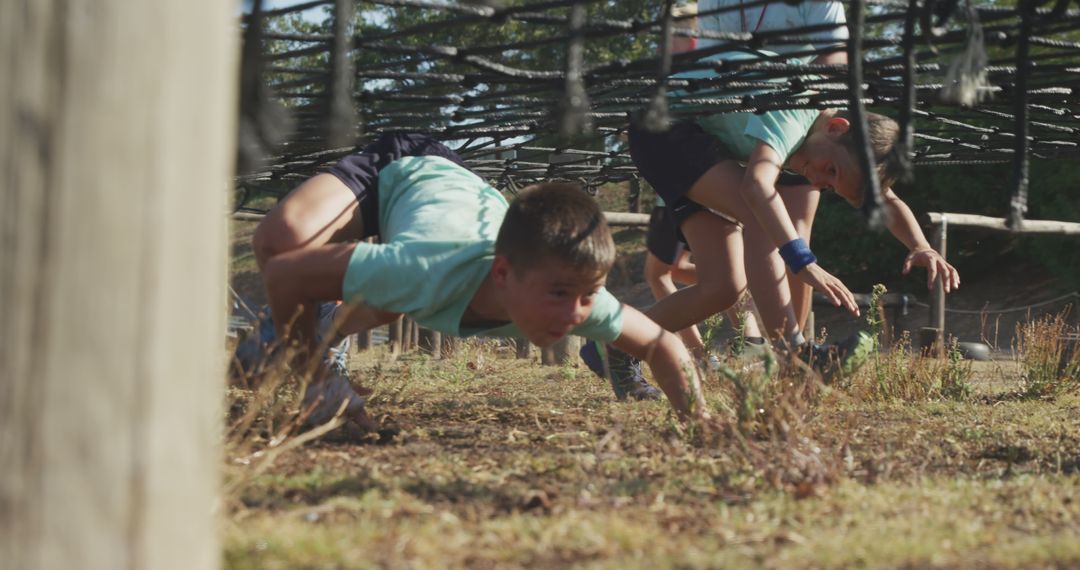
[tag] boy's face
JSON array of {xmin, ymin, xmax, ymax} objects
[
  {"xmin": 798, "ymin": 118, "xmax": 864, "ymax": 207},
  {"xmin": 493, "ymin": 256, "xmax": 607, "ymax": 347}
]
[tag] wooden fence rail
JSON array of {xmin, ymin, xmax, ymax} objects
[{"xmin": 920, "ymin": 212, "xmax": 1080, "ymax": 354}]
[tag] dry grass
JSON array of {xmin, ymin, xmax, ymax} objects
[
  {"xmin": 1015, "ymin": 310, "xmax": 1080, "ymax": 399},
  {"xmin": 222, "ymin": 325, "xmax": 1080, "ymax": 568}
]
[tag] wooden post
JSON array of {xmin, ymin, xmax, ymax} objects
[
  {"xmin": 389, "ymin": 316, "xmax": 404, "ymax": 356},
  {"xmin": 515, "ymin": 337, "xmax": 532, "ymax": 359},
  {"xmin": 628, "ymin": 178, "xmax": 642, "ymax": 213},
  {"xmin": 400, "ymin": 318, "xmax": 413, "ymax": 353},
  {"xmin": 418, "ymin": 327, "xmax": 441, "ymax": 359},
  {"xmin": 542, "ymin": 336, "xmax": 581, "ymax": 366},
  {"xmin": 0, "ymin": 1, "xmax": 233, "ymax": 568},
  {"xmin": 355, "ymin": 329, "xmax": 373, "ymax": 351},
  {"xmin": 921, "ymin": 217, "xmax": 948, "ymax": 356}
]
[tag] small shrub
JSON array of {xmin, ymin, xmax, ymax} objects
[
  {"xmin": 1015, "ymin": 310, "xmax": 1080, "ymax": 398},
  {"xmin": 844, "ymin": 285, "xmax": 973, "ymax": 402}
]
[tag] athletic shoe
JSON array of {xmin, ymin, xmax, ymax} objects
[
  {"xmin": 835, "ymin": 331, "xmax": 877, "ymax": 379},
  {"xmin": 579, "ymin": 339, "xmax": 607, "ymax": 378},
  {"xmin": 579, "ymin": 340, "xmax": 663, "ymax": 401},
  {"xmin": 300, "ymin": 372, "xmax": 368, "ymax": 427},
  {"xmin": 611, "ymin": 359, "xmax": 663, "ymax": 401},
  {"xmin": 797, "ymin": 331, "xmax": 876, "ymax": 383},
  {"xmin": 737, "ymin": 337, "xmax": 772, "ymax": 361},
  {"xmin": 317, "ymin": 302, "xmax": 352, "ymax": 374},
  {"xmin": 232, "ymin": 303, "xmax": 351, "ymax": 378},
  {"xmin": 706, "ymin": 353, "xmax": 723, "ymax": 372}
]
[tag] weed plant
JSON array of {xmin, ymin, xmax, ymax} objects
[
  {"xmin": 1015, "ymin": 309, "xmax": 1080, "ymax": 398},
  {"xmin": 844, "ymin": 284, "xmax": 973, "ymax": 402}
]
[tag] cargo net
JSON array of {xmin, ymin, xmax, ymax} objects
[{"xmin": 235, "ymin": 0, "xmax": 1080, "ymax": 226}]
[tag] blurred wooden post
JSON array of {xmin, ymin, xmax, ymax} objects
[
  {"xmin": 0, "ymin": 1, "xmax": 232, "ymax": 567},
  {"xmin": 389, "ymin": 316, "xmax": 404, "ymax": 356},
  {"xmin": 401, "ymin": 318, "xmax": 413, "ymax": 352},
  {"xmin": 628, "ymin": 178, "xmax": 642, "ymax": 213},
  {"xmin": 542, "ymin": 336, "xmax": 581, "ymax": 366},
  {"xmin": 355, "ymin": 329, "xmax": 373, "ymax": 350},
  {"xmin": 418, "ymin": 327, "xmax": 441, "ymax": 359},
  {"xmin": 515, "ymin": 337, "xmax": 532, "ymax": 359},
  {"xmin": 920, "ymin": 217, "xmax": 948, "ymax": 356}
]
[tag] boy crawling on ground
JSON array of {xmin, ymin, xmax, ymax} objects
[{"xmin": 254, "ymin": 133, "xmax": 704, "ymax": 431}]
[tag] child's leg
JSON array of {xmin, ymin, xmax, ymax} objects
[
  {"xmin": 740, "ymin": 183, "xmax": 820, "ymax": 340},
  {"xmin": 644, "ymin": 251, "xmax": 678, "ymax": 300},
  {"xmin": 684, "ymin": 161, "xmax": 805, "ymax": 345},
  {"xmin": 726, "ymin": 295, "xmax": 764, "ymax": 340},
  {"xmin": 643, "ymin": 210, "xmax": 745, "ymax": 356},
  {"xmin": 644, "ymin": 251, "xmax": 704, "ymax": 351},
  {"xmin": 253, "ymin": 173, "xmax": 368, "ymax": 270},
  {"xmin": 667, "ymin": 249, "xmax": 698, "ymax": 286}
]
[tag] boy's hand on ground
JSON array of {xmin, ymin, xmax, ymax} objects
[
  {"xmin": 902, "ymin": 248, "xmax": 960, "ymax": 293},
  {"xmin": 799, "ymin": 263, "xmax": 860, "ymax": 317}
]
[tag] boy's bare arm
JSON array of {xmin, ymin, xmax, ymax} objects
[
  {"xmin": 743, "ymin": 144, "xmax": 801, "ymax": 247},
  {"xmin": 610, "ymin": 306, "xmax": 704, "ymax": 421},
  {"xmin": 743, "ymin": 144, "xmax": 860, "ymax": 315},
  {"xmin": 882, "ymin": 188, "xmax": 961, "ymax": 292}
]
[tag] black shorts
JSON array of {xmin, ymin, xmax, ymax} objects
[
  {"xmin": 629, "ymin": 120, "xmax": 735, "ymax": 229},
  {"xmin": 629, "ymin": 121, "xmax": 812, "ymax": 229},
  {"xmin": 645, "ymin": 206, "xmax": 688, "ymax": 265},
  {"xmin": 325, "ymin": 133, "xmax": 468, "ymax": 237}
]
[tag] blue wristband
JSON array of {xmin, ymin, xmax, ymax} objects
[{"xmin": 778, "ymin": 238, "xmax": 817, "ymax": 273}]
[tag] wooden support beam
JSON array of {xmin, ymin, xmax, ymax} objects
[
  {"xmin": 923, "ymin": 212, "xmax": 1080, "ymax": 235},
  {"xmin": 0, "ymin": 0, "xmax": 234, "ymax": 567},
  {"xmin": 418, "ymin": 327, "xmax": 441, "ymax": 358}
]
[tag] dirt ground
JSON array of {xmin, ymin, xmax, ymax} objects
[{"xmin": 222, "ymin": 340, "xmax": 1080, "ymax": 569}]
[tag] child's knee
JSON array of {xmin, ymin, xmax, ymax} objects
[
  {"xmin": 260, "ymin": 255, "xmax": 291, "ymax": 294},
  {"xmin": 697, "ymin": 278, "xmax": 746, "ymax": 314},
  {"xmin": 253, "ymin": 217, "xmax": 302, "ymax": 264}
]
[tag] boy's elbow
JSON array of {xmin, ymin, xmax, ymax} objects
[{"xmin": 650, "ymin": 329, "xmax": 690, "ymax": 364}]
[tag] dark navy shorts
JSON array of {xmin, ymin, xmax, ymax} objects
[
  {"xmin": 326, "ymin": 132, "xmax": 468, "ymax": 237},
  {"xmin": 629, "ymin": 121, "xmax": 811, "ymax": 230},
  {"xmin": 645, "ymin": 205, "xmax": 688, "ymax": 265}
]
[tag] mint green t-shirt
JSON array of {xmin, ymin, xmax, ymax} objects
[
  {"xmin": 673, "ymin": 51, "xmax": 820, "ymax": 163},
  {"xmin": 341, "ymin": 156, "xmax": 625, "ymax": 342}
]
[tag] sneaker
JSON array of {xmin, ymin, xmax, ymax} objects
[
  {"xmin": 317, "ymin": 302, "xmax": 352, "ymax": 373},
  {"xmin": 797, "ymin": 331, "xmax": 876, "ymax": 383},
  {"xmin": 579, "ymin": 340, "xmax": 662, "ymax": 401},
  {"xmin": 835, "ymin": 331, "xmax": 877, "ymax": 378},
  {"xmin": 300, "ymin": 372, "xmax": 369, "ymax": 427},
  {"xmin": 738, "ymin": 337, "xmax": 772, "ymax": 360},
  {"xmin": 579, "ymin": 340, "xmax": 607, "ymax": 378},
  {"xmin": 232, "ymin": 303, "xmax": 352, "ymax": 378},
  {"xmin": 611, "ymin": 359, "xmax": 663, "ymax": 401}
]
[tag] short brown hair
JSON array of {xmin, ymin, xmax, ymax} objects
[
  {"xmin": 495, "ymin": 183, "xmax": 616, "ymax": 276},
  {"xmin": 833, "ymin": 110, "xmax": 902, "ymax": 190}
]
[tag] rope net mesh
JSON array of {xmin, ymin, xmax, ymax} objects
[{"xmin": 235, "ymin": 0, "xmax": 1080, "ymax": 221}]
